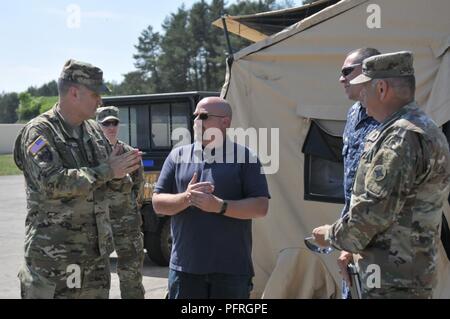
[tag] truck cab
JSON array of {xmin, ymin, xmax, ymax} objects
[{"xmin": 102, "ymin": 91, "xmax": 219, "ymax": 265}]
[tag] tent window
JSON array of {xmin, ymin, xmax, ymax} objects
[{"xmin": 302, "ymin": 121, "xmax": 344, "ymax": 204}]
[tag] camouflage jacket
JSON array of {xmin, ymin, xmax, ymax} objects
[
  {"xmin": 327, "ymin": 101, "xmax": 450, "ymax": 291},
  {"xmin": 107, "ymin": 140, "xmax": 144, "ymax": 221},
  {"xmin": 14, "ymin": 105, "xmax": 122, "ymax": 262}
]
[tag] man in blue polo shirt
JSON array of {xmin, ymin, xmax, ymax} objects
[{"xmin": 152, "ymin": 97, "xmax": 270, "ymax": 299}]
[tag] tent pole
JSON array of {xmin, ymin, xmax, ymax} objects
[{"xmin": 221, "ymin": 16, "xmax": 233, "ymax": 57}]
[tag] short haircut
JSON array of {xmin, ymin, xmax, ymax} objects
[
  {"xmin": 57, "ymin": 78, "xmax": 80, "ymax": 96},
  {"xmin": 372, "ymin": 75, "xmax": 416, "ymax": 100},
  {"xmin": 348, "ymin": 48, "xmax": 381, "ymax": 64},
  {"xmin": 387, "ymin": 75, "xmax": 416, "ymax": 100}
]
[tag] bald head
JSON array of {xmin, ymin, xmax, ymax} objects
[{"xmin": 196, "ymin": 97, "xmax": 232, "ymax": 119}]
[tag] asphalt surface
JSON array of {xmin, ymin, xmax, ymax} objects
[{"xmin": 0, "ymin": 175, "xmax": 168, "ymax": 299}]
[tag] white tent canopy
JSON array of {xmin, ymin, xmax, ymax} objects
[{"xmin": 218, "ymin": 0, "xmax": 450, "ymax": 298}]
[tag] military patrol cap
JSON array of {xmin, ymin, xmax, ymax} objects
[
  {"xmin": 350, "ymin": 51, "xmax": 414, "ymax": 85},
  {"xmin": 59, "ymin": 59, "xmax": 110, "ymax": 94},
  {"xmin": 96, "ymin": 106, "xmax": 120, "ymax": 123}
]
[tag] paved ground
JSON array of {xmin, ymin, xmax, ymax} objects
[{"xmin": 0, "ymin": 175, "xmax": 168, "ymax": 299}]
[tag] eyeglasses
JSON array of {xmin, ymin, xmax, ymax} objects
[
  {"xmin": 101, "ymin": 120, "xmax": 119, "ymax": 127},
  {"xmin": 192, "ymin": 113, "xmax": 227, "ymax": 121},
  {"xmin": 341, "ymin": 63, "xmax": 361, "ymax": 77}
]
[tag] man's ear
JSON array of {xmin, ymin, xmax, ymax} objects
[
  {"xmin": 378, "ymin": 80, "xmax": 388, "ymax": 101},
  {"xmin": 68, "ymin": 85, "xmax": 79, "ymax": 100}
]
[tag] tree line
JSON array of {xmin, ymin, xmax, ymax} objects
[
  {"xmin": 1, "ymin": 0, "xmax": 310, "ymax": 123},
  {"xmin": 108, "ymin": 0, "xmax": 292, "ymax": 95}
]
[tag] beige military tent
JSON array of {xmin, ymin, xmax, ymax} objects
[{"xmin": 216, "ymin": 0, "xmax": 450, "ymax": 298}]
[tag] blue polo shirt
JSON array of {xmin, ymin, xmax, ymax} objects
[
  {"xmin": 154, "ymin": 141, "xmax": 270, "ymax": 275},
  {"xmin": 342, "ymin": 102, "xmax": 379, "ymax": 217}
]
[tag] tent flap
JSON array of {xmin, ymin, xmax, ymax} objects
[
  {"xmin": 431, "ymin": 34, "xmax": 450, "ymax": 58},
  {"xmin": 212, "ymin": 0, "xmax": 341, "ymax": 43}
]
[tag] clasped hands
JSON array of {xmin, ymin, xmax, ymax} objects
[{"xmin": 184, "ymin": 173, "xmax": 223, "ymax": 213}]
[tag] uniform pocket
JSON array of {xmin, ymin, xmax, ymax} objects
[
  {"xmin": 18, "ymin": 262, "xmax": 56, "ymax": 299},
  {"xmin": 132, "ymin": 234, "xmax": 145, "ymax": 255}
]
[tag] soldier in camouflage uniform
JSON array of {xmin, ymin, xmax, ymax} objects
[
  {"xmin": 13, "ymin": 59, "xmax": 142, "ymax": 299},
  {"xmin": 312, "ymin": 51, "xmax": 450, "ymax": 298},
  {"xmin": 96, "ymin": 106, "xmax": 145, "ymax": 299}
]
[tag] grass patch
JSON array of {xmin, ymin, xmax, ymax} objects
[{"xmin": 0, "ymin": 154, "xmax": 22, "ymax": 176}]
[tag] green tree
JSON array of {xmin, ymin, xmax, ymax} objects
[
  {"xmin": 129, "ymin": 0, "xmax": 291, "ymax": 94},
  {"xmin": 0, "ymin": 92, "xmax": 19, "ymax": 123},
  {"xmin": 17, "ymin": 93, "xmax": 41, "ymax": 122},
  {"xmin": 17, "ymin": 94, "xmax": 58, "ymax": 121},
  {"xmin": 27, "ymin": 80, "xmax": 58, "ymax": 97},
  {"xmin": 38, "ymin": 96, "xmax": 58, "ymax": 114},
  {"xmin": 189, "ymin": 0, "xmax": 228, "ymax": 91},
  {"xmin": 113, "ymin": 71, "xmax": 153, "ymax": 95},
  {"xmin": 159, "ymin": 6, "xmax": 194, "ymax": 92},
  {"xmin": 133, "ymin": 26, "xmax": 162, "ymax": 92},
  {"xmin": 189, "ymin": 0, "xmax": 210, "ymax": 90}
]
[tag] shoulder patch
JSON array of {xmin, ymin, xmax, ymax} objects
[{"xmin": 28, "ymin": 135, "xmax": 48, "ymax": 155}]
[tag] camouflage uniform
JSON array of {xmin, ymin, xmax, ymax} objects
[
  {"xmin": 96, "ymin": 106, "xmax": 145, "ymax": 299},
  {"xmin": 326, "ymin": 52, "xmax": 450, "ymax": 298},
  {"xmin": 13, "ymin": 60, "xmax": 120, "ymax": 299}
]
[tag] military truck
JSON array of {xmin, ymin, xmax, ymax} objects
[{"xmin": 102, "ymin": 91, "xmax": 219, "ymax": 266}]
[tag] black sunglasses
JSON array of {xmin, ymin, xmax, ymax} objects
[
  {"xmin": 101, "ymin": 120, "xmax": 119, "ymax": 127},
  {"xmin": 341, "ymin": 63, "xmax": 361, "ymax": 77},
  {"xmin": 192, "ymin": 113, "xmax": 227, "ymax": 121}
]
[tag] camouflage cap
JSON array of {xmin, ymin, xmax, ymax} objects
[
  {"xmin": 59, "ymin": 59, "xmax": 110, "ymax": 94},
  {"xmin": 96, "ymin": 106, "xmax": 120, "ymax": 123},
  {"xmin": 350, "ymin": 51, "xmax": 414, "ymax": 85}
]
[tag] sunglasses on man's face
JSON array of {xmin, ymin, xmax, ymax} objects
[
  {"xmin": 101, "ymin": 120, "xmax": 119, "ymax": 127},
  {"xmin": 341, "ymin": 63, "xmax": 361, "ymax": 77},
  {"xmin": 192, "ymin": 113, "xmax": 226, "ymax": 121}
]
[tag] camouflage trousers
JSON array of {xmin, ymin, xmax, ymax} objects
[
  {"xmin": 111, "ymin": 209, "xmax": 145, "ymax": 299},
  {"xmin": 19, "ymin": 255, "xmax": 110, "ymax": 299},
  {"xmin": 362, "ymin": 287, "xmax": 433, "ymax": 299}
]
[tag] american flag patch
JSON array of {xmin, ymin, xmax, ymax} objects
[{"xmin": 29, "ymin": 136, "xmax": 48, "ymax": 155}]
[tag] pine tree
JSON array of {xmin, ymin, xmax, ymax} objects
[
  {"xmin": 133, "ymin": 25, "xmax": 162, "ymax": 92},
  {"xmin": 0, "ymin": 93, "xmax": 19, "ymax": 123},
  {"xmin": 159, "ymin": 6, "xmax": 194, "ymax": 92}
]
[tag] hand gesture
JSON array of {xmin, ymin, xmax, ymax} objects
[{"xmin": 107, "ymin": 145, "xmax": 142, "ymax": 179}]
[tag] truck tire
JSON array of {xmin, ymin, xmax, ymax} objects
[{"xmin": 144, "ymin": 217, "xmax": 172, "ymax": 266}]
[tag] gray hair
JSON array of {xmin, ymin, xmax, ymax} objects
[
  {"xmin": 372, "ymin": 75, "xmax": 416, "ymax": 100},
  {"xmin": 57, "ymin": 78, "xmax": 80, "ymax": 96}
]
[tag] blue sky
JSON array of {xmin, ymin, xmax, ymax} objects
[{"xmin": 1, "ymin": 0, "xmax": 302, "ymax": 93}]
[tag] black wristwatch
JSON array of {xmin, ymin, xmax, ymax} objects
[{"xmin": 218, "ymin": 200, "xmax": 228, "ymax": 215}]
